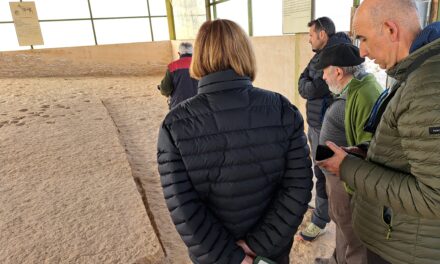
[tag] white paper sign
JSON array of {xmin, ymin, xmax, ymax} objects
[
  {"xmin": 10, "ymin": 2, "xmax": 44, "ymax": 46},
  {"xmin": 283, "ymin": 0, "xmax": 312, "ymax": 34}
]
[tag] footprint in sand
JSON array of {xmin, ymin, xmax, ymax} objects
[
  {"xmin": 41, "ymin": 105, "xmax": 50, "ymax": 109},
  {"xmin": 42, "ymin": 115, "xmax": 50, "ymax": 118},
  {"xmin": 55, "ymin": 104, "xmax": 66, "ymax": 108},
  {"xmin": 10, "ymin": 120, "xmax": 19, "ymax": 124},
  {"xmin": 94, "ymin": 118, "xmax": 103, "ymax": 121},
  {"xmin": 84, "ymin": 100, "xmax": 90, "ymax": 103},
  {"xmin": 46, "ymin": 121, "xmax": 55, "ymax": 124},
  {"xmin": 18, "ymin": 109, "xmax": 28, "ymax": 112},
  {"xmin": 16, "ymin": 122, "xmax": 25, "ymax": 126},
  {"xmin": 139, "ymin": 118, "xmax": 146, "ymax": 121}
]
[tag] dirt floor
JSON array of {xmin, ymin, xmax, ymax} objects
[{"xmin": 0, "ymin": 76, "xmax": 334, "ymax": 264}]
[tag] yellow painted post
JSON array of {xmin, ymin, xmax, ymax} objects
[
  {"xmin": 205, "ymin": 0, "xmax": 211, "ymax": 21},
  {"xmin": 165, "ymin": 0, "xmax": 176, "ymax": 40}
]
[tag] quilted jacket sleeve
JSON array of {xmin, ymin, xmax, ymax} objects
[
  {"xmin": 340, "ymin": 75, "xmax": 440, "ymax": 219},
  {"xmin": 157, "ymin": 123, "xmax": 245, "ymax": 264},
  {"xmin": 246, "ymin": 104, "xmax": 313, "ymax": 258},
  {"xmin": 298, "ymin": 57, "xmax": 330, "ymax": 100},
  {"xmin": 159, "ymin": 69, "xmax": 174, "ymax": 97}
]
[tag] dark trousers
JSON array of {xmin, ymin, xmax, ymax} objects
[
  {"xmin": 274, "ymin": 253, "xmax": 289, "ymax": 264},
  {"xmin": 308, "ymin": 126, "xmax": 327, "ymax": 199}
]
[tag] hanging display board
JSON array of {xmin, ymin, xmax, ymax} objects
[
  {"xmin": 9, "ymin": 2, "xmax": 44, "ymax": 46},
  {"xmin": 283, "ymin": 0, "xmax": 312, "ymax": 34}
]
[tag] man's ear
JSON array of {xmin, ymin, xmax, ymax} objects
[
  {"xmin": 335, "ymin": 67, "xmax": 344, "ymax": 80},
  {"xmin": 383, "ymin": 20, "xmax": 399, "ymax": 42},
  {"xmin": 319, "ymin": 30, "xmax": 326, "ymax": 39}
]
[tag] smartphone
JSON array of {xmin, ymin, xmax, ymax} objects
[
  {"xmin": 253, "ymin": 256, "xmax": 277, "ymax": 264},
  {"xmin": 315, "ymin": 144, "xmax": 335, "ymax": 161}
]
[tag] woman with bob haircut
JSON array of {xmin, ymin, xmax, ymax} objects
[{"xmin": 157, "ymin": 19, "xmax": 312, "ymax": 264}]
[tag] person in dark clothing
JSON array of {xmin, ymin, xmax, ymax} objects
[
  {"xmin": 158, "ymin": 42, "xmax": 198, "ymax": 109},
  {"xmin": 298, "ymin": 16, "xmax": 352, "ymax": 242},
  {"xmin": 157, "ymin": 19, "xmax": 313, "ymax": 264}
]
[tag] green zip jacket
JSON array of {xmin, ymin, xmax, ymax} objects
[
  {"xmin": 342, "ymin": 73, "xmax": 382, "ymax": 194},
  {"xmin": 340, "ymin": 38, "xmax": 440, "ymax": 264},
  {"xmin": 344, "ymin": 74, "xmax": 383, "ymax": 147}
]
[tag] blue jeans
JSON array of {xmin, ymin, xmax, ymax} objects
[{"xmin": 308, "ymin": 127, "xmax": 330, "ymax": 228}]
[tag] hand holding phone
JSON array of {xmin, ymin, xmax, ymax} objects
[{"xmin": 315, "ymin": 144, "xmax": 335, "ymax": 161}]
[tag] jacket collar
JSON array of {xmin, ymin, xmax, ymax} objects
[
  {"xmin": 179, "ymin": 53, "xmax": 192, "ymax": 58},
  {"xmin": 198, "ymin": 69, "xmax": 252, "ymax": 94},
  {"xmin": 409, "ymin": 22, "xmax": 440, "ymax": 53},
  {"xmin": 387, "ymin": 38, "xmax": 440, "ymax": 81}
]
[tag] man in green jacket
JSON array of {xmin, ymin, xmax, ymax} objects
[
  {"xmin": 318, "ymin": 0, "xmax": 440, "ymax": 263},
  {"xmin": 314, "ymin": 43, "xmax": 382, "ymax": 264}
]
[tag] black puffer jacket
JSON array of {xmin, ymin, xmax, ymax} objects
[
  {"xmin": 157, "ymin": 70, "xmax": 313, "ymax": 263},
  {"xmin": 298, "ymin": 32, "xmax": 352, "ymax": 129}
]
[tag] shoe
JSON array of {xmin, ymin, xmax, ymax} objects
[{"xmin": 297, "ymin": 222, "xmax": 325, "ymax": 241}]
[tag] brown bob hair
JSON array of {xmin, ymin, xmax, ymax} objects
[{"xmin": 190, "ymin": 19, "xmax": 256, "ymax": 81}]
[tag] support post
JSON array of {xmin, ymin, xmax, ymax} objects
[{"xmin": 165, "ymin": 0, "xmax": 176, "ymax": 40}]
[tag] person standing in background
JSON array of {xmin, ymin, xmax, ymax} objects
[
  {"xmin": 298, "ymin": 17, "xmax": 351, "ymax": 242},
  {"xmin": 158, "ymin": 42, "xmax": 198, "ymax": 109}
]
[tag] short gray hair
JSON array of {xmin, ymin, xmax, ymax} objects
[
  {"xmin": 340, "ymin": 64, "xmax": 366, "ymax": 78},
  {"xmin": 179, "ymin": 42, "xmax": 193, "ymax": 55}
]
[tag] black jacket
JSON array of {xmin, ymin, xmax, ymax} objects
[
  {"xmin": 157, "ymin": 69, "xmax": 313, "ymax": 263},
  {"xmin": 298, "ymin": 32, "xmax": 352, "ymax": 129}
]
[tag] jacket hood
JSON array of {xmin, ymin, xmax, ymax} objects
[{"xmin": 410, "ymin": 22, "xmax": 440, "ymax": 53}]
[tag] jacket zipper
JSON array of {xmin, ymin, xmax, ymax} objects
[{"xmin": 382, "ymin": 206, "xmax": 393, "ymax": 240}]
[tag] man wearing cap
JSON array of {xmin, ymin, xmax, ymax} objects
[
  {"xmin": 314, "ymin": 43, "xmax": 382, "ymax": 264},
  {"xmin": 298, "ymin": 17, "xmax": 352, "ymax": 242}
]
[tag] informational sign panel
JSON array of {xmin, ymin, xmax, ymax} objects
[
  {"xmin": 9, "ymin": 2, "xmax": 44, "ymax": 46},
  {"xmin": 283, "ymin": 0, "xmax": 312, "ymax": 34}
]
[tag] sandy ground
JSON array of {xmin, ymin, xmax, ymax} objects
[{"xmin": 0, "ymin": 76, "xmax": 334, "ymax": 264}]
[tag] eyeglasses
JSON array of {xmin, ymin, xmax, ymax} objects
[{"xmin": 316, "ymin": 18, "xmax": 324, "ymax": 30}]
